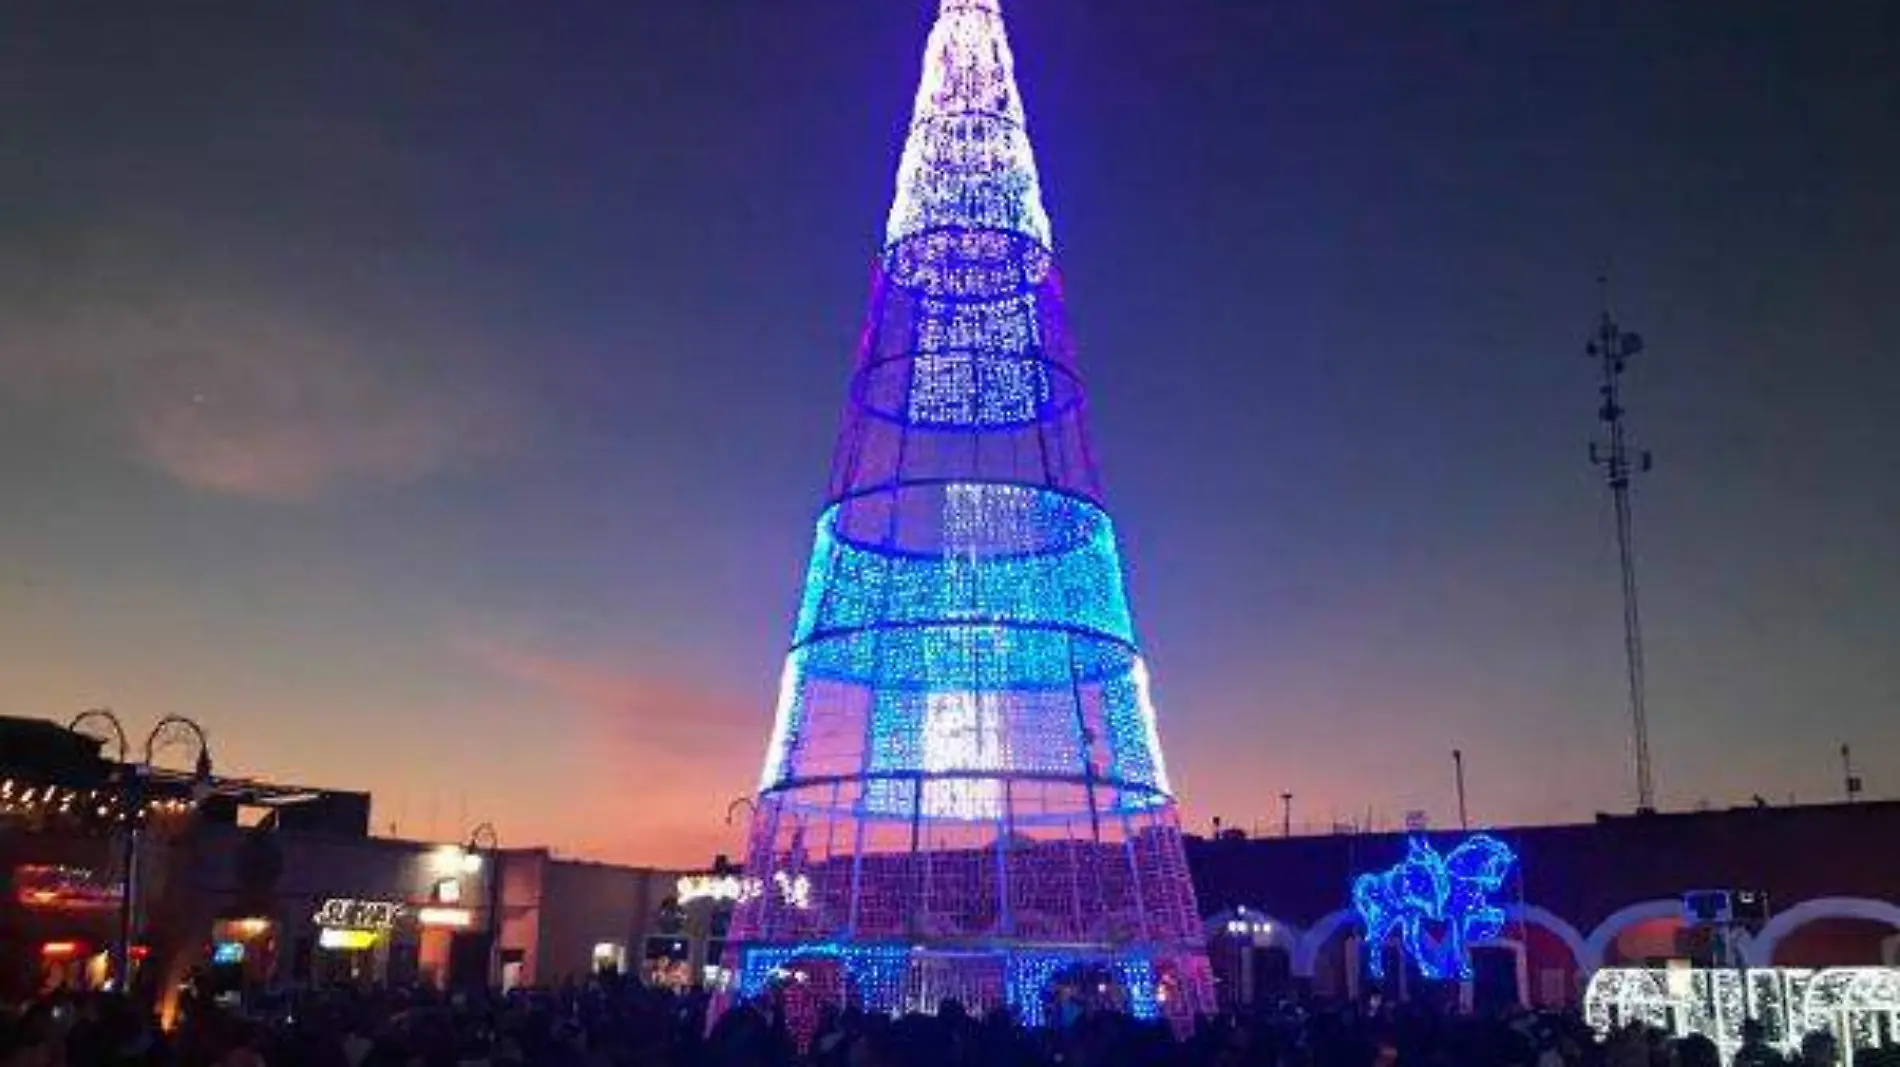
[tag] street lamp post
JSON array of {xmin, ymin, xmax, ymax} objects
[
  {"xmin": 70, "ymin": 710, "xmax": 213, "ymax": 994},
  {"xmin": 724, "ymin": 796, "xmax": 756, "ymax": 827},
  {"xmin": 466, "ymin": 822, "xmax": 500, "ymax": 988}
]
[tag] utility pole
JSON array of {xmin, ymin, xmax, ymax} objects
[
  {"xmin": 1280, "ymin": 792, "xmax": 1293, "ymax": 838},
  {"xmin": 1587, "ymin": 282, "xmax": 1658, "ymax": 813},
  {"xmin": 1453, "ymin": 749, "xmax": 1469, "ymax": 831},
  {"xmin": 1842, "ymin": 744, "xmax": 1862, "ymax": 803}
]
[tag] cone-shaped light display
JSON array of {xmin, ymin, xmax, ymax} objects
[{"xmin": 723, "ymin": 0, "xmax": 1213, "ymax": 1029}]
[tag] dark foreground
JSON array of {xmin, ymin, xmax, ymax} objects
[{"xmin": 0, "ymin": 978, "xmax": 1877, "ymax": 1067}]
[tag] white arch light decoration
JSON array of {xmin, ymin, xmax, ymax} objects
[
  {"xmin": 1296, "ymin": 908, "xmax": 1359, "ymax": 977},
  {"xmin": 1205, "ymin": 906, "xmax": 1300, "ymax": 949},
  {"xmin": 1587, "ymin": 966, "xmax": 1900, "ymax": 1066},
  {"xmin": 1583, "ymin": 898, "xmax": 1706, "ymax": 969},
  {"xmin": 1505, "ymin": 903, "xmax": 1590, "ymax": 970},
  {"xmin": 1753, "ymin": 898, "xmax": 1900, "ymax": 966}
]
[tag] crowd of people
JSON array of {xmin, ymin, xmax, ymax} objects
[{"xmin": 1, "ymin": 975, "xmax": 1890, "ymax": 1067}]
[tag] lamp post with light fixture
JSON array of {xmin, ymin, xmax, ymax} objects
[
  {"xmin": 465, "ymin": 822, "xmax": 500, "ymax": 987},
  {"xmin": 69, "ymin": 710, "xmax": 213, "ymax": 994}
]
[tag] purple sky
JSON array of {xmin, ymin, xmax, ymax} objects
[{"xmin": 2, "ymin": 1, "xmax": 1896, "ymax": 865}]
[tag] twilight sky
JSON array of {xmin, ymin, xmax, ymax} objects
[{"xmin": 3, "ymin": 1, "xmax": 1897, "ymax": 867}]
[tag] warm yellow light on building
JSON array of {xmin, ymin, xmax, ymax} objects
[
  {"xmin": 317, "ymin": 928, "xmax": 378, "ymax": 950},
  {"xmin": 418, "ymin": 907, "xmax": 473, "ymax": 928}
]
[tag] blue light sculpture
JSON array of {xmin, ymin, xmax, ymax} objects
[
  {"xmin": 719, "ymin": 0, "xmax": 1212, "ymax": 1039},
  {"xmin": 1352, "ymin": 834, "xmax": 1517, "ymax": 982}
]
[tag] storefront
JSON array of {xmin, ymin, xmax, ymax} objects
[
  {"xmin": 285, "ymin": 886, "xmax": 484, "ymax": 989},
  {"xmin": 5, "ymin": 857, "xmax": 135, "ymax": 996},
  {"xmin": 165, "ymin": 833, "xmax": 497, "ymax": 994},
  {"xmin": 665, "ymin": 869, "xmax": 739, "ymax": 989}
]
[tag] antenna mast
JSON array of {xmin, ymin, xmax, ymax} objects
[{"xmin": 1587, "ymin": 280, "xmax": 1657, "ymax": 813}]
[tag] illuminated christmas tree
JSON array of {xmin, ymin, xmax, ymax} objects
[{"xmin": 723, "ymin": 0, "xmax": 1213, "ymax": 1028}]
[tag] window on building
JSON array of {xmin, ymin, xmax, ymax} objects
[{"xmin": 656, "ymin": 897, "xmax": 686, "ymax": 935}]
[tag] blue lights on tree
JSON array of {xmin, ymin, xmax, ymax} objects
[{"xmin": 1351, "ymin": 834, "xmax": 1517, "ymax": 982}]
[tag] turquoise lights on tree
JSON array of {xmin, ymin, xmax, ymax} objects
[
  {"xmin": 792, "ymin": 490, "xmax": 1135, "ymax": 647},
  {"xmin": 1352, "ymin": 835, "xmax": 1518, "ymax": 982}
]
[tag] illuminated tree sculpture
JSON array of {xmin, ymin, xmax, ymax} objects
[{"xmin": 721, "ymin": 0, "xmax": 1213, "ymax": 1030}]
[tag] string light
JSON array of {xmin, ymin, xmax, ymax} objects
[
  {"xmin": 0, "ymin": 781, "xmax": 189, "ymax": 826},
  {"xmin": 791, "ymin": 490, "xmax": 1135, "ymax": 647},
  {"xmin": 885, "ymin": 2, "xmax": 1051, "ymax": 256}
]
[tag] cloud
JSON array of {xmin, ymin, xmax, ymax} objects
[
  {"xmin": 458, "ymin": 638, "xmax": 766, "ymax": 864},
  {"xmin": 462, "ymin": 639, "xmax": 761, "ymax": 762},
  {"xmin": 119, "ymin": 302, "xmax": 510, "ymax": 501},
  {"xmin": 0, "ymin": 240, "xmax": 516, "ymax": 502}
]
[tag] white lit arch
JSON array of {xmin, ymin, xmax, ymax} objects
[
  {"xmin": 1751, "ymin": 897, "xmax": 1900, "ymax": 965},
  {"xmin": 1204, "ymin": 907, "xmax": 1300, "ymax": 951},
  {"xmin": 1503, "ymin": 903, "xmax": 1589, "ymax": 969}
]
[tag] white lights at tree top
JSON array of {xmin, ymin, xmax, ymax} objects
[{"xmin": 887, "ymin": 0, "xmax": 1049, "ymax": 252}]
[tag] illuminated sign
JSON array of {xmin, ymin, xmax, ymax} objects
[
  {"xmin": 773, "ymin": 871, "xmax": 811, "ymax": 911},
  {"xmin": 15, "ymin": 865, "xmax": 122, "ymax": 911},
  {"xmin": 318, "ymin": 928, "xmax": 379, "ymax": 950},
  {"xmin": 678, "ymin": 874, "xmax": 746, "ymax": 903},
  {"xmin": 1587, "ymin": 967, "xmax": 1900, "ymax": 1067},
  {"xmin": 677, "ymin": 871, "xmax": 812, "ymax": 910},
  {"xmin": 314, "ymin": 898, "xmax": 400, "ymax": 930},
  {"xmin": 212, "ymin": 942, "xmax": 246, "ymax": 965},
  {"xmin": 417, "ymin": 907, "xmax": 472, "ymax": 928},
  {"xmin": 41, "ymin": 940, "xmax": 83, "ymax": 958}
]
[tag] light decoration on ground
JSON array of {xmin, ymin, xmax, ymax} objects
[
  {"xmin": 1587, "ymin": 967, "xmax": 1900, "ymax": 1067},
  {"xmin": 1352, "ymin": 834, "xmax": 1516, "ymax": 982},
  {"xmin": 719, "ymin": 0, "xmax": 1212, "ymax": 1038}
]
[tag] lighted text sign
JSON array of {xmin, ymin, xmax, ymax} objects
[
  {"xmin": 677, "ymin": 872, "xmax": 811, "ymax": 910},
  {"xmin": 15, "ymin": 865, "xmax": 122, "ymax": 911},
  {"xmin": 314, "ymin": 898, "xmax": 401, "ymax": 930},
  {"xmin": 678, "ymin": 874, "xmax": 746, "ymax": 903}
]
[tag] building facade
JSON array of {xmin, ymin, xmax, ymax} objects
[
  {"xmin": 1186, "ymin": 802, "xmax": 1900, "ymax": 1010},
  {"xmin": 494, "ymin": 849, "xmax": 700, "ymax": 990},
  {"xmin": 2, "ymin": 715, "xmax": 693, "ymax": 1002}
]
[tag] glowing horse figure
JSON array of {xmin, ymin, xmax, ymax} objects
[{"xmin": 1352, "ymin": 834, "xmax": 1516, "ymax": 981}]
